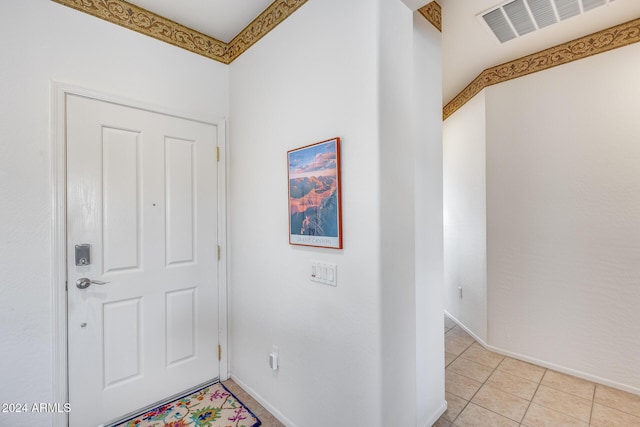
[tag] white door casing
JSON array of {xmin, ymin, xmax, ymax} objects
[{"xmin": 65, "ymin": 94, "xmax": 220, "ymax": 427}]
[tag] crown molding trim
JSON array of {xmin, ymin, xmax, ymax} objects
[
  {"xmin": 418, "ymin": 2, "xmax": 441, "ymax": 32},
  {"xmin": 227, "ymin": 0, "xmax": 308, "ymax": 63},
  {"xmin": 443, "ymin": 17, "xmax": 640, "ymax": 121},
  {"xmin": 51, "ymin": 0, "xmax": 308, "ymax": 64}
]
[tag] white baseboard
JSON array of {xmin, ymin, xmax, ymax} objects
[
  {"xmin": 230, "ymin": 375, "xmax": 298, "ymax": 427},
  {"xmin": 421, "ymin": 401, "xmax": 447, "ymax": 427},
  {"xmin": 484, "ymin": 345, "xmax": 640, "ymax": 396},
  {"xmin": 231, "ymin": 374, "xmax": 449, "ymax": 427},
  {"xmin": 444, "ymin": 311, "xmax": 640, "ymax": 397},
  {"xmin": 444, "ymin": 310, "xmax": 485, "ymax": 344}
]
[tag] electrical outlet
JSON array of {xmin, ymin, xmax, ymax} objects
[
  {"xmin": 269, "ymin": 345, "xmax": 279, "ymax": 371},
  {"xmin": 458, "ymin": 286, "xmax": 463, "ymax": 299}
]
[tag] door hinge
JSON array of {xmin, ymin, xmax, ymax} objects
[
  {"xmin": 216, "ymin": 146, "xmax": 220, "ymax": 162},
  {"xmin": 217, "ymin": 245, "xmax": 221, "ymax": 260},
  {"xmin": 218, "ymin": 344, "xmax": 222, "ymax": 361}
]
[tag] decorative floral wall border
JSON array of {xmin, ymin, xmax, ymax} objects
[
  {"xmin": 54, "ymin": 0, "xmax": 638, "ymax": 121},
  {"xmin": 418, "ymin": 1, "xmax": 441, "ymax": 32},
  {"xmin": 51, "ymin": 0, "xmax": 228, "ymax": 62},
  {"xmin": 227, "ymin": 0, "xmax": 308, "ymax": 63},
  {"xmin": 443, "ymin": 17, "xmax": 640, "ymax": 120},
  {"xmin": 51, "ymin": 0, "xmax": 308, "ymax": 64}
]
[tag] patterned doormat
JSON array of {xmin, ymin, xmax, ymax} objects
[{"xmin": 112, "ymin": 382, "xmax": 261, "ymax": 427}]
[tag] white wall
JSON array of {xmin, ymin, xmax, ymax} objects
[
  {"xmin": 229, "ymin": 0, "xmax": 445, "ymax": 425},
  {"xmin": 228, "ymin": 0, "xmax": 382, "ymax": 425},
  {"xmin": 413, "ymin": 12, "xmax": 446, "ymax": 427},
  {"xmin": 378, "ymin": 4, "xmax": 446, "ymax": 427},
  {"xmin": 443, "ymin": 92, "xmax": 487, "ymax": 342},
  {"xmin": 1, "ymin": 1, "xmax": 446, "ymax": 425},
  {"xmin": 444, "ymin": 41, "xmax": 640, "ymax": 394},
  {"xmin": 0, "ymin": 1, "xmax": 228, "ymax": 425},
  {"xmin": 486, "ymin": 43, "xmax": 640, "ymax": 393},
  {"xmin": 379, "ymin": 1, "xmax": 417, "ymax": 426}
]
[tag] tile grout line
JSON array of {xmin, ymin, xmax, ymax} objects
[
  {"xmin": 529, "ymin": 374, "xmax": 599, "ymax": 426},
  {"xmin": 591, "ymin": 385, "xmax": 640, "ymax": 421},
  {"xmin": 529, "ymin": 372, "xmax": 640, "ymax": 422},
  {"xmin": 460, "ymin": 357, "xmax": 531, "ymax": 426},
  {"xmin": 463, "ymin": 355, "xmax": 506, "ymax": 423},
  {"xmin": 445, "ymin": 327, "xmax": 475, "ymax": 426},
  {"xmin": 519, "ymin": 367, "xmax": 547, "ymax": 427},
  {"xmin": 589, "ymin": 383, "xmax": 597, "ymax": 426},
  {"xmin": 445, "ymin": 324, "xmax": 506, "ymax": 425},
  {"xmin": 447, "ymin": 332, "xmax": 518, "ymax": 426},
  {"xmin": 445, "ymin": 324, "xmax": 545, "ymax": 426},
  {"xmin": 443, "ymin": 317, "xmax": 640, "ymax": 427}
]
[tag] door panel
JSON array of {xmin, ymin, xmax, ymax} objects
[
  {"xmin": 165, "ymin": 138, "xmax": 195, "ymax": 266},
  {"xmin": 102, "ymin": 127, "xmax": 141, "ymax": 273},
  {"xmin": 166, "ymin": 288, "xmax": 197, "ymax": 365},
  {"xmin": 103, "ymin": 297, "xmax": 142, "ymax": 388},
  {"xmin": 66, "ymin": 95, "xmax": 219, "ymax": 427}
]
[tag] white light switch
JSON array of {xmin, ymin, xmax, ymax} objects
[{"xmin": 311, "ymin": 261, "xmax": 337, "ymax": 286}]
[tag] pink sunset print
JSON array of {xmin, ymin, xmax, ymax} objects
[{"xmin": 288, "ymin": 138, "xmax": 341, "ymax": 247}]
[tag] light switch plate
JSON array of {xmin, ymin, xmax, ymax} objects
[{"xmin": 311, "ymin": 260, "xmax": 337, "ymax": 286}]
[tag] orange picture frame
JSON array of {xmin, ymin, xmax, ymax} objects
[{"xmin": 287, "ymin": 137, "xmax": 343, "ymax": 249}]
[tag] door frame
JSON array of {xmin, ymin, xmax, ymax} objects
[{"xmin": 51, "ymin": 82, "xmax": 229, "ymax": 427}]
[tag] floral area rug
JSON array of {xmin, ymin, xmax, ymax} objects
[{"xmin": 113, "ymin": 382, "xmax": 261, "ymax": 427}]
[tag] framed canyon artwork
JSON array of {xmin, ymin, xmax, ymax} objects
[{"xmin": 287, "ymin": 137, "xmax": 343, "ymax": 249}]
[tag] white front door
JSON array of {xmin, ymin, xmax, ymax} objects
[{"xmin": 66, "ymin": 94, "xmax": 219, "ymax": 427}]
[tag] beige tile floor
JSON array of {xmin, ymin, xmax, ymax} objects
[
  {"xmin": 223, "ymin": 379, "xmax": 284, "ymax": 427},
  {"xmin": 223, "ymin": 317, "xmax": 640, "ymax": 427},
  {"xmin": 436, "ymin": 316, "xmax": 640, "ymax": 427}
]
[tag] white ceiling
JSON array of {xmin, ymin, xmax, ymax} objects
[
  {"xmin": 125, "ymin": 0, "xmax": 640, "ymax": 104},
  {"xmin": 441, "ymin": 0, "xmax": 640, "ymax": 103},
  {"xmin": 126, "ymin": 0, "xmax": 274, "ymax": 43}
]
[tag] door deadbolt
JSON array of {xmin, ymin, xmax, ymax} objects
[{"xmin": 75, "ymin": 244, "xmax": 91, "ymax": 266}]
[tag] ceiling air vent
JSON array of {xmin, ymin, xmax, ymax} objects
[{"xmin": 479, "ymin": 0, "xmax": 615, "ymax": 43}]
